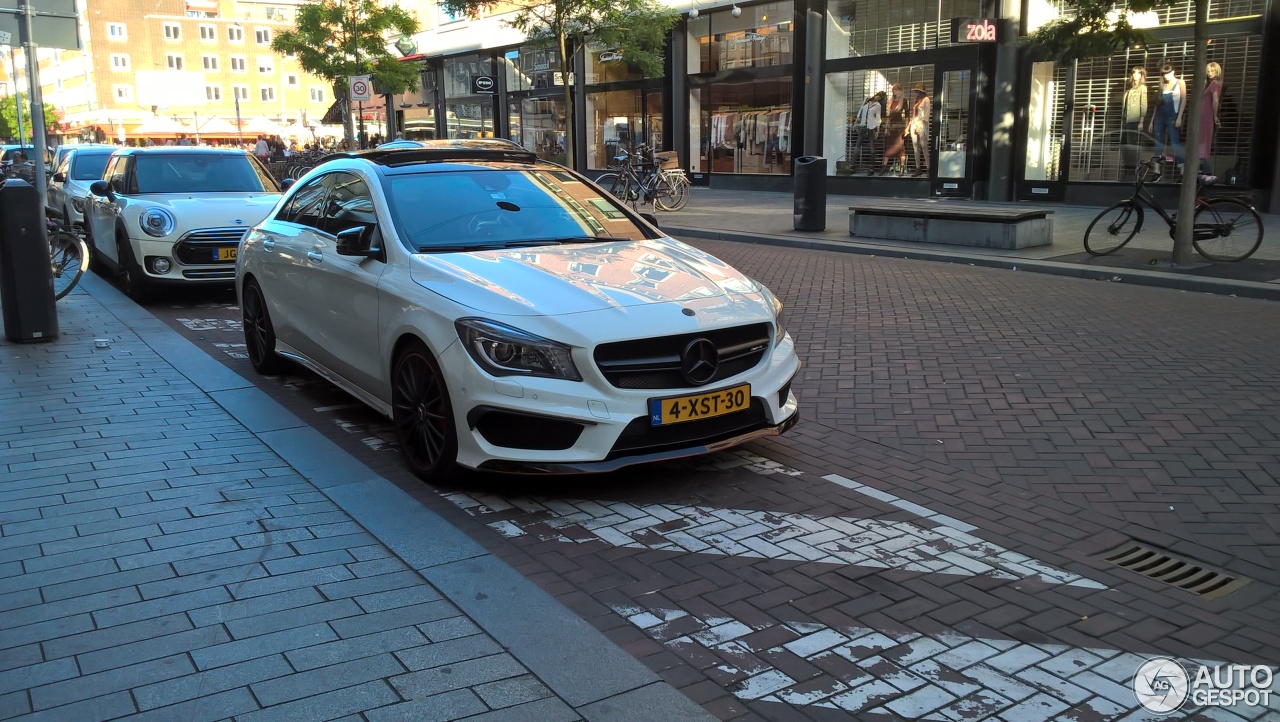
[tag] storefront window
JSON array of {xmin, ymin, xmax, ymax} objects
[
  {"xmin": 402, "ymin": 106, "xmax": 437, "ymax": 140},
  {"xmin": 509, "ymin": 96, "xmax": 566, "ymax": 164},
  {"xmin": 585, "ymin": 43, "xmax": 643, "ymax": 84},
  {"xmin": 1024, "ymin": 61, "xmax": 1066, "ymax": 182},
  {"xmin": 823, "ymin": 66, "xmax": 932, "ymax": 176},
  {"xmin": 691, "ymin": 76, "xmax": 793, "ymax": 176},
  {"xmin": 691, "ymin": 2, "xmax": 794, "ymax": 73},
  {"xmin": 444, "ymin": 53, "xmax": 496, "ymax": 139},
  {"xmin": 825, "ymin": 0, "xmax": 980, "ymax": 59},
  {"xmin": 1068, "ymin": 35, "xmax": 1260, "ymax": 183},
  {"xmin": 1026, "ymin": 0, "xmax": 1265, "ymax": 34},
  {"xmin": 586, "ymin": 89, "xmax": 663, "ymax": 170},
  {"xmin": 502, "ymin": 47, "xmax": 561, "ymax": 92}
]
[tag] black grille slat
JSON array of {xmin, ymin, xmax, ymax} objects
[
  {"xmin": 173, "ymin": 228, "xmax": 247, "ymax": 265},
  {"xmin": 607, "ymin": 398, "xmax": 768, "ymax": 459},
  {"xmin": 594, "ymin": 323, "xmax": 770, "ymax": 390}
]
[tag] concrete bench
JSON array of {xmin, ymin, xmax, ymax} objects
[{"xmin": 848, "ymin": 198, "xmax": 1054, "ymax": 249}]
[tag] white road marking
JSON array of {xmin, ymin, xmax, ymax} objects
[
  {"xmin": 825, "ymin": 474, "xmax": 979, "ymax": 533},
  {"xmin": 177, "ymin": 317, "xmax": 242, "ymax": 332},
  {"xmin": 313, "ymin": 403, "xmax": 361, "ymax": 413},
  {"xmin": 212, "ymin": 342, "xmax": 247, "ymax": 360},
  {"xmin": 603, "ymin": 600, "xmax": 1266, "ymax": 721},
  {"xmin": 442, "ymin": 493, "xmax": 1103, "ymax": 587}
]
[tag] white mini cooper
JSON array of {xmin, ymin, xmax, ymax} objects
[
  {"xmin": 85, "ymin": 147, "xmax": 282, "ymax": 300},
  {"xmin": 237, "ymin": 140, "xmax": 800, "ymax": 480}
]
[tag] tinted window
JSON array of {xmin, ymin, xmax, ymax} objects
[
  {"xmin": 105, "ymin": 156, "xmax": 129, "ymax": 194},
  {"xmin": 132, "ymin": 153, "xmax": 270, "ymax": 193},
  {"xmin": 384, "ymin": 167, "xmax": 649, "ymax": 251},
  {"xmin": 321, "ymin": 172, "xmax": 376, "ymax": 236},
  {"xmin": 71, "ymin": 152, "xmax": 114, "ymax": 181},
  {"xmin": 280, "ymin": 175, "xmax": 328, "ymax": 229}
]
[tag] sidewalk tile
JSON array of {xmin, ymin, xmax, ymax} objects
[
  {"xmin": 250, "ymin": 653, "xmax": 405, "ymax": 706},
  {"xmin": 394, "ymin": 634, "xmax": 504, "ymax": 671},
  {"xmin": 190, "ymin": 622, "xmax": 338, "ymax": 670},
  {"xmin": 286, "ymin": 627, "xmax": 429, "ymax": 672},
  {"xmin": 77, "ymin": 625, "xmax": 230, "ymax": 674},
  {"xmin": 187, "ymin": 588, "xmax": 325, "ymax": 628},
  {"xmin": 134, "ymin": 655, "xmax": 293, "ymax": 710},
  {"xmin": 233, "ymin": 679, "xmax": 399, "ymax": 722},
  {"xmin": 225, "ymin": 599, "xmax": 362, "ymax": 639},
  {"xmin": 30, "ymin": 654, "xmax": 192, "ymax": 710},
  {"xmin": 364, "ymin": 689, "xmax": 487, "ymax": 722}
]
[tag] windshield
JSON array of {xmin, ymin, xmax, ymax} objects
[
  {"xmin": 133, "ymin": 154, "xmax": 275, "ymax": 194},
  {"xmin": 384, "ymin": 167, "xmax": 650, "ymax": 252},
  {"xmin": 72, "ymin": 153, "xmax": 113, "ymax": 181}
]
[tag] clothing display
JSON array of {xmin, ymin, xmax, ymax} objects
[
  {"xmin": 1153, "ymin": 74, "xmax": 1185, "ymax": 166},
  {"xmin": 848, "ymin": 98, "xmax": 883, "ymax": 172},
  {"xmin": 708, "ymin": 106, "xmax": 792, "ymax": 173},
  {"xmin": 883, "ymin": 96, "xmax": 907, "ymax": 169},
  {"xmin": 908, "ymin": 90, "xmax": 931, "ymax": 175},
  {"xmin": 1198, "ymin": 77, "xmax": 1222, "ymax": 163},
  {"xmin": 1121, "ymin": 82, "xmax": 1148, "ymax": 171}
]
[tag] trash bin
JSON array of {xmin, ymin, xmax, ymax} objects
[
  {"xmin": 794, "ymin": 155, "xmax": 827, "ymax": 231},
  {"xmin": 0, "ymin": 179, "xmax": 58, "ymax": 343}
]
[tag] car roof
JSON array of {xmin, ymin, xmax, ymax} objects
[
  {"xmin": 113, "ymin": 147, "xmax": 252, "ymax": 156},
  {"xmin": 65, "ymin": 146, "xmax": 118, "ymax": 154},
  {"xmin": 322, "ymin": 139, "xmax": 538, "ymax": 171}
]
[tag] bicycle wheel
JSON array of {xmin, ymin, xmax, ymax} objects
[
  {"xmin": 654, "ymin": 175, "xmax": 690, "ymax": 211},
  {"xmin": 596, "ymin": 173, "xmax": 634, "ymax": 204},
  {"xmin": 1084, "ymin": 201, "xmax": 1143, "ymax": 256},
  {"xmin": 51, "ymin": 231, "xmax": 89, "ymax": 300},
  {"xmin": 1192, "ymin": 198, "xmax": 1263, "ymax": 262}
]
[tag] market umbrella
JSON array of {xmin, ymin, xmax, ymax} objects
[
  {"xmin": 240, "ymin": 116, "xmax": 286, "ymax": 136},
  {"xmin": 133, "ymin": 115, "xmax": 187, "ymax": 136},
  {"xmin": 195, "ymin": 117, "xmax": 238, "ymax": 135}
]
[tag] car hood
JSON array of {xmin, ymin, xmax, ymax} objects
[
  {"xmin": 134, "ymin": 193, "xmax": 281, "ymax": 216},
  {"xmin": 409, "ymin": 238, "xmax": 765, "ymax": 316}
]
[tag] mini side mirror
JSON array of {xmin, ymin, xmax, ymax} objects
[
  {"xmin": 280, "ymin": 178, "xmax": 295, "ymax": 191},
  {"xmin": 335, "ymin": 226, "xmax": 378, "ymax": 258},
  {"xmin": 640, "ymin": 212, "xmax": 660, "ymax": 228},
  {"xmin": 89, "ymin": 180, "xmax": 113, "ymax": 199},
  {"xmin": 52, "ymin": 172, "xmax": 66, "ymax": 183}
]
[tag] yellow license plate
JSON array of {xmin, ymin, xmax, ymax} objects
[
  {"xmin": 217, "ymin": 247, "xmax": 238, "ymax": 261},
  {"xmin": 649, "ymin": 384, "xmax": 751, "ymax": 426}
]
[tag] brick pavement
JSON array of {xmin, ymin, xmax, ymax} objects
[{"xmin": 0, "ymin": 278, "xmax": 710, "ymax": 721}]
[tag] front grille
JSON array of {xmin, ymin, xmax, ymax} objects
[
  {"xmin": 181, "ymin": 268, "xmax": 236, "ymax": 279},
  {"xmin": 594, "ymin": 323, "xmax": 771, "ymax": 390},
  {"xmin": 173, "ymin": 228, "xmax": 247, "ymax": 265},
  {"xmin": 469, "ymin": 407, "xmax": 584, "ymax": 450},
  {"xmin": 607, "ymin": 398, "xmax": 768, "ymax": 459}
]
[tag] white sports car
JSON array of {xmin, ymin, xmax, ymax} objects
[
  {"xmin": 84, "ymin": 147, "xmax": 282, "ymax": 300},
  {"xmin": 237, "ymin": 140, "xmax": 799, "ymax": 479}
]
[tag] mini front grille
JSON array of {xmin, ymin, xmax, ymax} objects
[
  {"xmin": 181, "ymin": 268, "xmax": 236, "ymax": 279},
  {"xmin": 173, "ymin": 228, "xmax": 247, "ymax": 265},
  {"xmin": 594, "ymin": 323, "xmax": 771, "ymax": 390}
]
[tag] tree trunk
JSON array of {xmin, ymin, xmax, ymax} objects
[
  {"xmin": 558, "ymin": 31, "xmax": 575, "ymax": 169},
  {"xmin": 1172, "ymin": 0, "xmax": 1210, "ymax": 265},
  {"xmin": 335, "ymin": 83, "xmax": 357, "ymax": 150}
]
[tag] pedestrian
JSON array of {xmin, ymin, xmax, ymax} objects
[{"xmin": 254, "ymin": 134, "xmax": 270, "ymax": 161}]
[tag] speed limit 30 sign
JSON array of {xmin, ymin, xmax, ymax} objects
[{"xmin": 348, "ymin": 75, "xmax": 372, "ymax": 101}]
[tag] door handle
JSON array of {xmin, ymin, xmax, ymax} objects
[
  {"xmin": 307, "ymin": 250, "xmax": 323, "ymax": 264},
  {"xmin": 262, "ymin": 239, "xmax": 276, "ymax": 251}
]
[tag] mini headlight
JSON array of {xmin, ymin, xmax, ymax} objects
[
  {"xmin": 139, "ymin": 208, "xmax": 176, "ymax": 237},
  {"xmin": 455, "ymin": 318, "xmax": 581, "ymax": 381}
]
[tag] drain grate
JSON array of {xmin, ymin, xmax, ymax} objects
[{"xmin": 1097, "ymin": 542, "xmax": 1252, "ymax": 600}]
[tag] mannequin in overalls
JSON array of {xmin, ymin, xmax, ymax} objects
[{"xmin": 1148, "ymin": 63, "xmax": 1186, "ymax": 177}]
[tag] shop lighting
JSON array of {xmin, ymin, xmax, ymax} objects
[
  {"xmin": 689, "ymin": 7, "xmax": 699, "ymax": 17},
  {"xmin": 731, "ymin": 4, "xmax": 741, "ymax": 17}
]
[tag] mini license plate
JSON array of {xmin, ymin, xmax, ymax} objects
[
  {"xmin": 649, "ymin": 383, "xmax": 751, "ymax": 426},
  {"xmin": 216, "ymin": 247, "xmax": 238, "ymax": 261}
]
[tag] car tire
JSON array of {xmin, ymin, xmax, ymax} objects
[
  {"xmin": 115, "ymin": 226, "xmax": 152, "ymax": 303},
  {"xmin": 241, "ymin": 278, "xmax": 288, "ymax": 375},
  {"xmin": 391, "ymin": 340, "xmax": 459, "ymax": 483},
  {"xmin": 74, "ymin": 206, "xmax": 105, "ymax": 275}
]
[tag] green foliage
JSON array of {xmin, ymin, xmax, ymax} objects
[
  {"xmin": 271, "ymin": 0, "xmax": 421, "ymax": 96},
  {"xmin": 0, "ymin": 94, "xmax": 60, "ymax": 142},
  {"xmin": 1025, "ymin": 0, "xmax": 1165, "ymax": 62}
]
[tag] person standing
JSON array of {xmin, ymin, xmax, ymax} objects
[
  {"xmin": 1120, "ymin": 66, "xmax": 1148, "ymax": 179},
  {"xmin": 882, "ymin": 84, "xmax": 907, "ymax": 175},
  {"xmin": 907, "ymin": 83, "xmax": 931, "ymax": 176},
  {"xmin": 1198, "ymin": 62, "xmax": 1223, "ymax": 176},
  {"xmin": 1149, "ymin": 63, "xmax": 1186, "ymax": 175},
  {"xmin": 254, "ymin": 134, "xmax": 270, "ymax": 161},
  {"xmin": 850, "ymin": 95, "xmax": 882, "ymax": 174}
]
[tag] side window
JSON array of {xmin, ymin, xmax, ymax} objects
[
  {"xmin": 55, "ymin": 153, "xmax": 71, "ymax": 177},
  {"xmin": 279, "ymin": 175, "xmax": 329, "ymax": 229},
  {"xmin": 320, "ymin": 172, "xmax": 377, "ymax": 237},
  {"xmin": 105, "ymin": 156, "xmax": 128, "ymax": 194}
]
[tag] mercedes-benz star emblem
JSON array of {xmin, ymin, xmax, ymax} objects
[{"xmin": 681, "ymin": 338, "xmax": 719, "ymax": 386}]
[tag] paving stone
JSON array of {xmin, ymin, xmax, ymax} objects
[
  {"xmin": 92, "ymin": 588, "xmax": 232, "ymax": 630},
  {"xmin": 77, "ymin": 624, "xmax": 230, "ymax": 674},
  {"xmin": 135, "ymin": 566, "xmax": 262, "ymax": 602},
  {"xmin": 318, "ymin": 570, "xmax": 423, "ymax": 601},
  {"xmin": 233, "ymin": 679, "xmax": 400, "ymax": 722},
  {"xmin": 234, "ymin": 527, "xmax": 315, "ymax": 550},
  {"xmin": 0, "ymin": 559, "xmax": 118, "ymax": 596},
  {"xmin": 30, "ymin": 654, "xmax": 193, "ymax": 710},
  {"xmin": 0, "ymin": 587, "xmax": 139, "ymax": 631},
  {"xmin": 291, "ymin": 533, "xmax": 379, "ymax": 555},
  {"xmin": 0, "ymin": 614, "xmax": 95, "ymax": 653},
  {"xmin": 394, "ymin": 634, "xmax": 505, "ymax": 672},
  {"xmin": 250, "ymin": 653, "xmax": 406, "ymax": 706},
  {"xmin": 418, "ymin": 617, "xmax": 484, "ymax": 643},
  {"xmin": 0, "ymin": 689, "xmax": 135, "ymax": 721},
  {"xmin": 0, "ymin": 689, "xmax": 30, "ymax": 718},
  {"xmin": 354, "ymin": 585, "xmax": 444, "ymax": 614},
  {"xmin": 122, "ymin": 686, "xmax": 260, "ymax": 722},
  {"xmin": 473, "ymin": 675, "xmax": 556, "ymax": 709},
  {"xmin": 187, "ymin": 587, "xmax": 325, "ymax": 628},
  {"xmin": 40, "ymin": 562, "xmax": 174, "ymax": 603},
  {"xmin": 995, "ymin": 691, "xmax": 1071, "ymax": 721},
  {"xmin": 262, "ymin": 549, "xmax": 355, "ymax": 575},
  {"xmin": 0, "ymin": 645, "xmax": 42, "ymax": 674},
  {"xmin": 115, "ymin": 538, "xmax": 240, "ymax": 572},
  {"xmin": 460, "ymin": 697, "xmax": 581, "ymax": 722},
  {"xmin": 330, "ymin": 600, "xmax": 458, "ymax": 639},
  {"xmin": 0, "ymin": 658, "xmax": 79, "ymax": 696},
  {"xmin": 228, "ymin": 566, "xmax": 356, "ymax": 600},
  {"xmin": 225, "ymin": 599, "xmax": 362, "ymax": 640},
  {"xmin": 148, "ymin": 519, "xmax": 268, "ymax": 551},
  {"xmin": 190, "ymin": 622, "xmax": 339, "ymax": 670},
  {"xmin": 286, "ymin": 627, "xmax": 430, "ymax": 672},
  {"xmin": 390, "ymin": 653, "xmax": 527, "ymax": 699},
  {"xmin": 133, "ymin": 655, "xmax": 294, "ymax": 710},
  {"xmin": 363, "ymin": 689, "xmax": 488, "ymax": 722}
]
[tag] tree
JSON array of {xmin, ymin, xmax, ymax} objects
[
  {"xmin": 443, "ymin": 0, "xmax": 678, "ymax": 167},
  {"xmin": 0, "ymin": 94, "xmax": 61, "ymax": 143},
  {"xmin": 272, "ymin": 0, "xmax": 420, "ymax": 149},
  {"xmin": 1029, "ymin": 0, "xmax": 1209, "ymax": 266}
]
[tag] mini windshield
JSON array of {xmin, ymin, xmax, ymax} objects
[
  {"xmin": 71, "ymin": 153, "xmax": 113, "ymax": 181},
  {"xmin": 384, "ymin": 167, "xmax": 650, "ymax": 251},
  {"xmin": 133, "ymin": 154, "xmax": 274, "ymax": 194}
]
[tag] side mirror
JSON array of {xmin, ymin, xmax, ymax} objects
[
  {"xmin": 52, "ymin": 172, "xmax": 66, "ymax": 183},
  {"xmin": 89, "ymin": 180, "xmax": 114, "ymax": 199},
  {"xmin": 335, "ymin": 226, "xmax": 378, "ymax": 258},
  {"xmin": 280, "ymin": 178, "xmax": 295, "ymax": 191},
  {"xmin": 640, "ymin": 212, "xmax": 660, "ymax": 228}
]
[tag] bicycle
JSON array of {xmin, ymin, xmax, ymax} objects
[
  {"xmin": 1084, "ymin": 156, "xmax": 1263, "ymax": 261},
  {"xmin": 595, "ymin": 144, "xmax": 690, "ymax": 212},
  {"xmin": 45, "ymin": 208, "xmax": 90, "ymax": 300}
]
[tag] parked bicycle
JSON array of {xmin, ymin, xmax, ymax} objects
[
  {"xmin": 594, "ymin": 143, "xmax": 690, "ymax": 212},
  {"xmin": 45, "ymin": 208, "xmax": 90, "ymax": 300},
  {"xmin": 1084, "ymin": 156, "xmax": 1263, "ymax": 261}
]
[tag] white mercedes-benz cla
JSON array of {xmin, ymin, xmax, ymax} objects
[{"xmin": 237, "ymin": 140, "xmax": 799, "ymax": 480}]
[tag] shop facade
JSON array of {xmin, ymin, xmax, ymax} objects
[{"xmin": 390, "ymin": 0, "xmax": 1279, "ymax": 209}]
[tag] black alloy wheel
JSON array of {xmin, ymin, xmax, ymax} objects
[
  {"xmin": 241, "ymin": 279, "xmax": 287, "ymax": 375},
  {"xmin": 392, "ymin": 341, "xmax": 458, "ymax": 482},
  {"xmin": 115, "ymin": 228, "xmax": 151, "ymax": 303}
]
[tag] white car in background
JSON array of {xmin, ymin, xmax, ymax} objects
[
  {"xmin": 237, "ymin": 140, "xmax": 800, "ymax": 481},
  {"xmin": 47, "ymin": 145, "xmax": 117, "ymax": 226},
  {"xmin": 85, "ymin": 147, "xmax": 281, "ymax": 300}
]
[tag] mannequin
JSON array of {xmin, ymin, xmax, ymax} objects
[
  {"xmin": 1121, "ymin": 67, "xmax": 1147, "ymax": 179},
  {"xmin": 1149, "ymin": 63, "xmax": 1186, "ymax": 174},
  {"xmin": 1199, "ymin": 62, "xmax": 1223, "ymax": 175},
  {"xmin": 907, "ymin": 83, "xmax": 931, "ymax": 176},
  {"xmin": 851, "ymin": 95, "xmax": 882, "ymax": 173},
  {"xmin": 882, "ymin": 83, "xmax": 907, "ymax": 175}
]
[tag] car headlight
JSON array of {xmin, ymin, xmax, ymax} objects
[
  {"xmin": 770, "ymin": 293, "xmax": 788, "ymax": 347},
  {"xmin": 70, "ymin": 197, "xmax": 86, "ymax": 213},
  {"xmin": 455, "ymin": 318, "xmax": 582, "ymax": 381},
  {"xmin": 139, "ymin": 208, "xmax": 176, "ymax": 237}
]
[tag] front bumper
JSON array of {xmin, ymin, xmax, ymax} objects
[
  {"xmin": 131, "ymin": 235, "xmax": 238, "ymax": 284},
  {"xmin": 440, "ymin": 333, "xmax": 801, "ymax": 474}
]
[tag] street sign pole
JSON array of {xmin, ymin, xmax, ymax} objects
[
  {"xmin": 9, "ymin": 47, "xmax": 23, "ymax": 146},
  {"xmin": 18, "ymin": 0, "xmax": 46, "ymax": 209}
]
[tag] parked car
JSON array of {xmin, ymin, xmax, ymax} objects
[
  {"xmin": 85, "ymin": 147, "xmax": 281, "ymax": 300},
  {"xmin": 0, "ymin": 145, "xmax": 48, "ymax": 168},
  {"xmin": 237, "ymin": 139, "xmax": 800, "ymax": 481},
  {"xmin": 47, "ymin": 145, "xmax": 117, "ymax": 227}
]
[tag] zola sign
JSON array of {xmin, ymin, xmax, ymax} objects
[{"xmin": 950, "ymin": 17, "xmax": 1001, "ymax": 43}]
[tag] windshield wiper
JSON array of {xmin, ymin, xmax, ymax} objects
[{"xmin": 541, "ymin": 236, "xmax": 636, "ymax": 244}]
